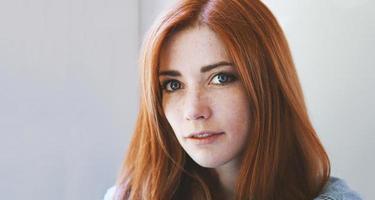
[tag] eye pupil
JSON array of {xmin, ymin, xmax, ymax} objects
[
  {"xmin": 171, "ymin": 81, "xmax": 180, "ymax": 90},
  {"xmin": 218, "ymin": 74, "xmax": 228, "ymax": 83}
]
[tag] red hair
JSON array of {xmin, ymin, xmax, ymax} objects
[{"xmin": 116, "ymin": 0, "xmax": 331, "ymax": 199}]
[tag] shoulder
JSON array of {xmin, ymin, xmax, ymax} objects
[
  {"xmin": 103, "ymin": 186, "xmax": 119, "ymax": 200},
  {"xmin": 314, "ymin": 176, "xmax": 363, "ymax": 200}
]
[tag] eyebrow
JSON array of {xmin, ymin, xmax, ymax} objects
[{"xmin": 158, "ymin": 61, "xmax": 234, "ymax": 77}]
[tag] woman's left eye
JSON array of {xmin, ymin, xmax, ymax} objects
[{"xmin": 211, "ymin": 72, "xmax": 236, "ymax": 85}]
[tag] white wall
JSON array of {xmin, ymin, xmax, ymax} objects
[{"xmin": 0, "ymin": 0, "xmax": 139, "ymax": 199}]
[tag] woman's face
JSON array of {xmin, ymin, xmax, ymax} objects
[{"xmin": 159, "ymin": 25, "xmax": 251, "ymax": 168}]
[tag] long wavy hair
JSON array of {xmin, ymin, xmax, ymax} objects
[{"xmin": 115, "ymin": 0, "xmax": 331, "ymax": 199}]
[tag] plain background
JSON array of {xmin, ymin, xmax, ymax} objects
[{"xmin": 0, "ymin": 0, "xmax": 373, "ymax": 199}]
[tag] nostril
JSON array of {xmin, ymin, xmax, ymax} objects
[
  {"xmin": 184, "ymin": 106, "xmax": 211, "ymax": 121},
  {"xmin": 187, "ymin": 114, "xmax": 206, "ymax": 121}
]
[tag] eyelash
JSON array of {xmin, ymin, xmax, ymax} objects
[{"xmin": 161, "ymin": 72, "xmax": 237, "ymax": 93}]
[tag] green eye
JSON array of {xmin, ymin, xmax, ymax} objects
[
  {"xmin": 163, "ymin": 80, "xmax": 181, "ymax": 92},
  {"xmin": 161, "ymin": 72, "xmax": 236, "ymax": 93},
  {"xmin": 211, "ymin": 73, "xmax": 236, "ymax": 85}
]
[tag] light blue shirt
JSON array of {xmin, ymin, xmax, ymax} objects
[
  {"xmin": 314, "ymin": 176, "xmax": 362, "ymax": 200},
  {"xmin": 103, "ymin": 176, "xmax": 362, "ymax": 200}
]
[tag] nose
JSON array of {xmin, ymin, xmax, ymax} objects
[{"xmin": 183, "ymin": 89, "xmax": 212, "ymax": 121}]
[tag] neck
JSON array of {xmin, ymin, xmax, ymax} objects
[{"xmin": 214, "ymin": 159, "xmax": 241, "ymax": 200}]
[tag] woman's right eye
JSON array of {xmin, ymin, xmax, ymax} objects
[{"xmin": 162, "ymin": 80, "xmax": 181, "ymax": 92}]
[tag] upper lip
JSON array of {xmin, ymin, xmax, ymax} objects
[{"xmin": 186, "ymin": 131, "xmax": 224, "ymax": 138}]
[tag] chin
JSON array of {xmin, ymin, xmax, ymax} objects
[{"xmin": 191, "ymin": 156, "xmax": 226, "ymax": 168}]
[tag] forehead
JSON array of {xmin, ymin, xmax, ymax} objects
[{"xmin": 159, "ymin": 25, "xmax": 230, "ymax": 71}]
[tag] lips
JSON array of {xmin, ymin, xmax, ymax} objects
[
  {"xmin": 186, "ymin": 131, "xmax": 224, "ymax": 138},
  {"xmin": 185, "ymin": 131, "xmax": 225, "ymax": 145}
]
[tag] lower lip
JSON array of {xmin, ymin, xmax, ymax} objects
[{"xmin": 187, "ymin": 132, "xmax": 224, "ymax": 145}]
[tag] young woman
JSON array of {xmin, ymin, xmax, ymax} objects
[{"xmin": 104, "ymin": 0, "xmax": 362, "ymax": 199}]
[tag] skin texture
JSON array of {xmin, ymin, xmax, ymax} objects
[{"xmin": 158, "ymin": 25, "xmax": 252, "ymax": 199}]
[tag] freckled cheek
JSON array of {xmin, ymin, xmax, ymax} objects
[
  {"xmin": 213, "ymin": 86, "xmax": 249, "ymax": 110},
  {"xmin": 215, "ymin": 95, "xmax": 246, "ymax": 121},
  {"xmin": 212, "ymin": 88, "xmax": 251, "ymax": 132},
  {"xmin": 162, "ymin": 96, "xmax": 184, "ymax": 128},
  {"xmin": 161, "ymin": 88, "xmax": 250, "ymax": 133}
]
